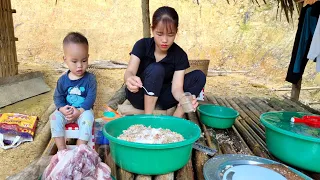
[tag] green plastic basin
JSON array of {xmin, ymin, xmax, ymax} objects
[
  {"xmin": 198, "ymin": 104, "xmax": 239, "ymax": 129},
  {"xmin": 103, "ymin": 115, "xmax": 201, "ymax": 175},
  {"xmin": 260, "ymin": 111, "xmax": 320, "ymax": 172}
]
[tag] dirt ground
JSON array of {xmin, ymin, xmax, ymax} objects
[{"xmin": 0, "ymin": 61, "xmax": 319, "ymax": 179}]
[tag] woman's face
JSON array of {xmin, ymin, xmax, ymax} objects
[{"xmin": 152, "ymin": 21, "xmax": 177, "ymax": 52}]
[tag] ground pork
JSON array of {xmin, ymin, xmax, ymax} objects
[{"xmin": 118, "ymin": 125, "xmax": 184, "ymax": 144}]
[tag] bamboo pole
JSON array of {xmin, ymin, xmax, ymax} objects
[
  {"xmin": 238, "ymin": 97, "xmax": 261, "ymax": 119},
  {"xmin": 230, "ymin": 126, "xmax": 253, "ymax": 155},
  {"xmin": 217, "ymin": 99, "xmax": 270, "ymax": 158},
  {"xmin": 117, "ymin": 168, "xmax": 134, "ymax": 180},
  {"xmin": 243, "ymin": 96, "xmax": 264, "ymax": 113},
  {"xmin": 221, "ymin": 98, "xmax": 267, "ymax": 149},
  {"xmin": 188, "ymin": 112, "xmax": 209, "ymax": 180},
  {"xmin": 281, "ymin": 97, "xmax": 309, "ymax": 112},
  {"xmin": 105, "ymin": 150, "xmax": 118, "ymax": 179},
  {"xmin": 154, "ymin": 173, "xmax": 174, "ymax": 180},
  {"xmin": 240, "ymin": 119, "xmax": 266, "ymax": 149},
  {"xmin": 283, "ymin": 95, "xmax": 320, "ymax": 115},
  {"xmin": 226, "ymin": 98, "xmax": 265, "ymax": 139},
  {"xmin": 251, "ymin": 98, "xmax": 275, "ymax": 112},
  {"xmin": 232, "ymin": 97, "xmax": 265, "ymax": 131},
  {"xmin": 176, "ymin": 159, "xmax": 194, "ymax": 180},
  {"xmin": 206, "ymin": 94, "xmax": 218, "ymax": 105},
  {"xmin": 265, "ymin": 98, "xmax": 284, "ymax": 111},
  {"xmin": 136, "ymin": 175, "xmax": 152, "ymax": 180}
]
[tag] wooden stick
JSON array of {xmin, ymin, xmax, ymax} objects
[
  {"xmin": 154, "ymin": 173, "xmax": 174, "ymax": 180},
  {"xmin": 277, "ymin": 86, "xmax": 320, "ymax": 91},
  {"xmin": 176, "ymin": 158, "xmax": 194, "ymax": 180},
  {"xmin": 220, "ymin": 143, "xmax": 237, "ymax": 154}
]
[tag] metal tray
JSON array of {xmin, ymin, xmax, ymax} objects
[{"xmin": 203, "ymin": 154, "xmax": 312, "ymax": 180}]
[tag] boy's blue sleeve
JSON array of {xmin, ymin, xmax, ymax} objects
[
  {"xmin": 81, "ymin": 74, "xmax": 97, "ymax": 110},
  {"xmin": 53, "ymin": 77, "xmax": 67, "ymax": 109}
]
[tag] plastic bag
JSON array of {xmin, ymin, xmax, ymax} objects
[{"xmin": 0, "ymin": 113, "xmax": 38, "ymax": 150}]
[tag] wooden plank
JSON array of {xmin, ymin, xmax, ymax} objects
[
  {"xmin": 41, "ymin": 138, "xmax": 57, "ymax": 156},
  {"xmin": 0, "ymin": 72, "xmax": 51, "ymax": 108}
]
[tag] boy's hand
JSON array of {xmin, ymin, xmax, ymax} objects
[
  {"xmin": 126, "ymin": 76, "xmax": 142, "ymax": 93},
  {"xmin": 59, "ymin": 105, "xmax": 73, "ymax": 116},
  {"xmin": 65, "ymin": 107, "xmax": 83, "ymax": 122}
]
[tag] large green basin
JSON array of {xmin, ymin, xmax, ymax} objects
[
  {"xmin": 260, "ymin": 111, "xmax": 320, "ymax": 172},
  {"xmin": 103, "ymin": 115, "xmax": 201, "ymax": 175}
]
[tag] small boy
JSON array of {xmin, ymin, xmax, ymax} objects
[{"xmin": 50, "ymin": 32, "xmax": 97, "ymax": 150}]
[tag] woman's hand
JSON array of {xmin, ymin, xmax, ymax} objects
[
  {"xmin": 191, "ymin": 95, "xmax": 199, "ymax": 111},
  {"xmin": 126, "ymin": 76, "xmax": 142, "ymax": 93}
]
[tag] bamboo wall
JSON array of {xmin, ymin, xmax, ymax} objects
[{"xmin": 0, "ymin": 0, "xmax": 18, "ymax": 78}]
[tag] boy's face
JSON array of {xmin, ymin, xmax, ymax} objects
[{"xmin": 63, "ymin": 43, "xmax": 89, "ymax": 78}]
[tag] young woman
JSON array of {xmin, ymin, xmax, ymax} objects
[{"xmin": 124, "ymin": 6, "xmax": 206, "ymax": 117}]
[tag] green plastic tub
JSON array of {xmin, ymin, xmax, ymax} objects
[
  {"xmin": 198, "ymin": 104, "xmax": 239, "ymax": 129},
  {"xmin": 103, "ymin": 115, "xmax": 201, "ymax": 175},
  {"xmin": 260, "ymin": 111, "xmax": 320, "ymax": 172}
]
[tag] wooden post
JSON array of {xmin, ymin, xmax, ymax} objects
[
  {"xmin": 141, "ymin": 0, "xmax": 151, "ymax": 38},
  {"xmin": 291, "ymin": 79, "xmax": 302, "ymax": 101}
]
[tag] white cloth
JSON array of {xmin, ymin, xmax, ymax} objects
[{"xmin": 308, "ymin": 15, "xmax": 320, "ymax": 72}]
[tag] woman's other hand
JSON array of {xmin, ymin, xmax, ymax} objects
[
  {"xmin": 126, "ymin": 76, "xmax": 142, "ymax": 93},
  {"xmin": 192, "ymin": 95, "xmax": 199, "ymax": 110}
]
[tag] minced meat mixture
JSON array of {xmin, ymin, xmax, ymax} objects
[{"xmin": 118, "ymin": 125, "xmax": 184, "ymax": 144}]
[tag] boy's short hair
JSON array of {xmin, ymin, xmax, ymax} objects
[{"xmin": 63, "ymin": 32, "xmax": 88, "ymax": 46}]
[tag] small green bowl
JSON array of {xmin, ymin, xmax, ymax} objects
[{"xmin": 198, "ymin": 104, "xmax": 239, "ymax": 129}]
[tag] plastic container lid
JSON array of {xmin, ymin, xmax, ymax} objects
[
  {"xmin": 260, "ymin": 112, "xmax": 320, "ymax": 143},
  {"xmin": 222, "ymin": 165, "xmax": 286, "ymax": 180}
]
